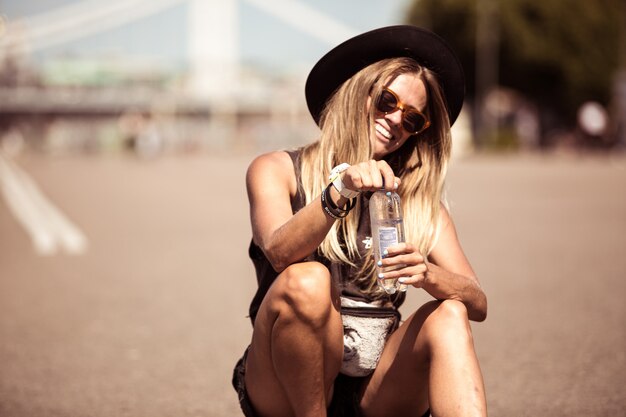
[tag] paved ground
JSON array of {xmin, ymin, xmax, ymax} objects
[{"xmin": 0, "ymin": 149, "xmax": 624, "ymax": 416}]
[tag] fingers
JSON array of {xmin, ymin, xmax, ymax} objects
[
  {"xmin": 379, "ymin": 263, "xmax": 428, "ymax": 288},
  {"xmin": 379, "ymin": 242, "xmax": 424, "ymax": 263},
  {"xmin": 380, "ymin": 162, "xmax": 399, "ymax": 192},
  {"xmin": 377, "ymin": 243, "xmax": 428, "ymax": 288},
  {"xmin": 399, "ymin": 272, "xmax": 428, "ymax": 288},
  {"xmin": 342, "ymin": 160, "xmax": 401, "ymax": 192}
]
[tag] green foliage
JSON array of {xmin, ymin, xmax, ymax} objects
[
  {"xmin": 482, "ymin": 127, "xmax": 520, "ymax": 152},
  {"xmin": 407, "ymin": 0, "xmax": 478, "ymax": 94},
  {"xmin": 406, "ymin": 0, "xmax": 623, "ymax": 124}
]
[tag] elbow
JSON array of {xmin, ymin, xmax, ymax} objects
[
  {"xmin": 253, "ymin": 234, "xmax": 287, "ymax": 273},
  {"xmin": 268, "ymin": 257, "xmax": 288, "ymax": 274},
  {"xmin": 470, "ymin": 295, "xmax": 488, "ymax": 322},
  {"xmin": 470, "ymin": 308, "xmax": 487, "ymax": 322},
  {"xmin": 261, "ymin": 242, "xmax": 290, "ymax": 273}
]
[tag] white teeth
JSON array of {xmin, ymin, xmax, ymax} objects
[{"xmin": 376, "ymin": 124, "xmax": 393, "ymax": 140}]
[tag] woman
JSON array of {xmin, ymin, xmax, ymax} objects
[{"xmin": 233, "ymin": 25, "xmax": 488, "ymax": 417}]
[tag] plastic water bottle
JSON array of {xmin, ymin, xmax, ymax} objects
[{"xmin": 369, "ymin": 190, "xmax": 408, "ymax": 294}]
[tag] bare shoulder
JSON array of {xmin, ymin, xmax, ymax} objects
[
  {"xmin": 438, "ymin": 202, "xmax": 455, "ymax": 232},
  {"xmin": 247, "ymin": 151, "xmax": 293, "ymax": 176},
  {"xmin": 430, "ymin": 201, "xmax": 476, "ymax": 277},
  {"xmin": 246, "ymin": 150, "xmax": 297, "ymax": 195},
  {"xmin": 430, "ymin": 203, "xmax": 461, "ymax": 257}
]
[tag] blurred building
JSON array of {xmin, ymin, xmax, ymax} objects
[{"xmin": 0, "ymin": 0, "xmax": 389, "ymax": 155}]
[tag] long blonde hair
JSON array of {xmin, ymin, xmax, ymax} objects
[{"xmin": 300, "ymin": 57, "xmax": 452, "ymax": 292}]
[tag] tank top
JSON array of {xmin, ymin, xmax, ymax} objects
[{"xmin": 247, "ymin": 148, "xmax": 405, "ymax": 324}]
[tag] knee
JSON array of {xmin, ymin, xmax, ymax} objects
[
  {"xmin": 274, "ymin": 262, "xmax": 337, "ymax": 328},
  {"xmin": 425, "ymin": 300, "xmax": 473, "ymax": 343},
  {"xmin": 435, "ymin": 299, "xmax": 470, "ymax": 322}
]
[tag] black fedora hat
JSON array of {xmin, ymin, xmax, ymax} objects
[{"xmin": 305, "ymin": 25, "xmax": 465, "ymax": 127}]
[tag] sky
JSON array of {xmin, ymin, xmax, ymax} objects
[{"xmin": 1, "ymin": 0, "xmax": 413, "ymax": 74}]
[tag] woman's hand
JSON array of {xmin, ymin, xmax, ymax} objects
[
  {"xmin": 376, "ymin": 242, "xmax": 428, "ymax": 288},
  {"xmin": 341, "ymin": 160, "xmax": 401, "ymax": 192}
]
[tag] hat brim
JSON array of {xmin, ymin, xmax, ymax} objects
[{"xmin": 305, "ymin": 25, "xmax": 465, "ymax": 127}]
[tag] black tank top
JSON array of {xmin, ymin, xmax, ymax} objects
[{"xmin": 247, "ymin": 149, "xmax": 405, "ymax": 324}]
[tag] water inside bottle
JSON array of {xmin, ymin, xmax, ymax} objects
[{"xmin": 372, "ymin": 218, "xmax": 407, "ymax": 294}]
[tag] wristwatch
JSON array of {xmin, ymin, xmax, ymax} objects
[{"xmin": 329, "ymin": 163, "xmax": 360, "ymax": 199}]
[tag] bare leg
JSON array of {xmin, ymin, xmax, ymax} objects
[
  {"xmin": 245, "ymin": 262, "xmax": 344, "ymax": 417},
  {"xmin": 427, "ymin": 301, "xmax": 486, "ymax": 416},
  {"xmin": 360, "ymin": 300, "xmax": 487, "ymax": 417}
]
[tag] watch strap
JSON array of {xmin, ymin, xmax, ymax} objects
[{"xmin": 329, "ymin": 163, "xmax": 360, "ymax": 198}]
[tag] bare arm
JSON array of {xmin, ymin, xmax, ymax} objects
[
  {"xmin": 377, "ymin": 206, "xmax": 487, "ymax": 321},
  {"xmin": 425, "ymin": 206, "xmax": 487, "ymax": 321},
  {"xmin": 247, "ymin": 151, "xmax": 335, "ymax": 272},
  {"xmin": 247, "ymin": 152, "xmax": 400, "ymax": 272}
]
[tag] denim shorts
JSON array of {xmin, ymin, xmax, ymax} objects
[
  {"xmin": 232, "ymin": 347, "xmax": 259, "ymax": 417},
  {"xmin": 232, "ymin": 346, "xmax": 431, "ymax": 417}
]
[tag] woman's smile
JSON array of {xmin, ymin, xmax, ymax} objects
[
  {"xmin": 371, "ymin": 73, "xmax": 427, "ymax": 159},
  {"xmin": 375, "ymin": 123, "xmax": 394, "ymax": 141}
]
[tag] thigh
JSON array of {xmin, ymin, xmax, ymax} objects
[
  {"xmin": 359, "ymin": 301, "xmax": 441, "ymax": 417},
  {"xmin": 244, "ymin": 277, "xmax": 294, "ymax": 416},
  {"xmin": 244, "ymin": 262, "xmax": 344, "ymax": 417}
]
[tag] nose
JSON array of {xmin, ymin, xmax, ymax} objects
[{"xmin": 385, "ymin": 108, "xmax": 403, "ymax": 126}]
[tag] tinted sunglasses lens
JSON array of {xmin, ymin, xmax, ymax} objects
[
  {"xmin": 376, "ymin": 90, "xmax": 398, "ymax": 113},
  {"xmin": 403, "ymin": 110, "xmax": 427, "ymax": 133}
]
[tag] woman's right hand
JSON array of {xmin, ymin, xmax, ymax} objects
[{"xmin": 340, "ymin": 160, "xmax": 401, "ymax": 193}]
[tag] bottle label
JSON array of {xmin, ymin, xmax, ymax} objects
[{"xmin": 378, "ymin": 226, "xmax": 398, "ymax": 258}]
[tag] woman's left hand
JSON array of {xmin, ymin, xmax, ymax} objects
[{"xmin": 377, "ymin": 242, "xmax": 428, "ymax": 288}]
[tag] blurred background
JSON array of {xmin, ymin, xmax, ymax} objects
[
  {"xmin": 1, "ymin": 0, "xmax": 624, "ymax": 155},
  {"xmin": 0, "ymin": 1, "xmax": 625, "ymax": 416}
]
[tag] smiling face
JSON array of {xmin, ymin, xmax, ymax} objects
[{"xmin": 369, "ymin": 73, "xmax": 428, "ymax": 159}]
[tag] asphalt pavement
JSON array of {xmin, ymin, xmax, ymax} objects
[{"xmin": 0, "ymin": 149, "xmax": 624, "ymax": 416}]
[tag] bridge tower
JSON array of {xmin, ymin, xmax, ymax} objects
[{"xmin": 187, "ymin": 0, "xmax": 239, "ymax": 101}]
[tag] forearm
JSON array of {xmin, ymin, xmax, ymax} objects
[
  {"xmin": 257, "ymin": 187, "xmax": 348, "ymax": 272},
  {"xmin": 423, "ymin": 262, "xmax": 487, "ymax": 322}
]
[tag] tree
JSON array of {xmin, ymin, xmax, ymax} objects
[{"xmin": 406, "ymin": 0, "xmax": 623, "ymax": 132}]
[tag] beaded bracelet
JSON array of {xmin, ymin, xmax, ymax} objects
[{"xmin": 321, "ymin": 182, "xmax": 356, "ymax": 219}]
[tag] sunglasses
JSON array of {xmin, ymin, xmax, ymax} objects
[{"xmin": 375, "ymin": 87, "xmax": 431, "ymax": 135}]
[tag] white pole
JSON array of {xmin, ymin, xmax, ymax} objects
[{"xmin": 187, "ymin": 0, "xmax": 239, "ymax": 100}]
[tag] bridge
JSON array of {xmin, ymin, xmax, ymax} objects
[{"xmin": 0, "ymin": 0, "xmax": 358, "ymax": 104}]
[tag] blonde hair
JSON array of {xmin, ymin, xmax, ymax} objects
[{"xmin": 300, "ymin": 57, "xmax": 452, "ymax": 293}]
